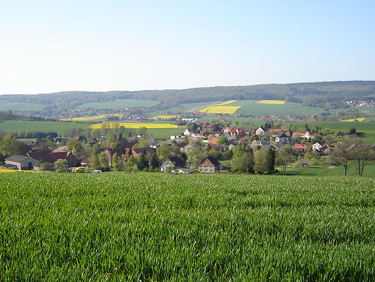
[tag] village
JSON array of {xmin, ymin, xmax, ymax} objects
[{"xmin": 2, "ymin": 117, "xmax": 372, "ymax": 176}]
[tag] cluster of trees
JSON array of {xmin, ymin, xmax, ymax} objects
[
  {"xmin": 0, "ymin": 134, "xmax": 20, "ymax": 160},
  {"xmin": 327, "ymin": 136, "xmax": 375, "ymax": 176},
  {"xmin": 13, "ymin": 131, "xmax": 58, "ymax": 139},
  {"xmin": 231, "ymin": 144, "xmax": 294, "ymax": 175}
]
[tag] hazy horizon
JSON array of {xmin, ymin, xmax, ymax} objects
[{"xmin": 1, "ymin": 1, "xmax": 374, "ymax": 95}]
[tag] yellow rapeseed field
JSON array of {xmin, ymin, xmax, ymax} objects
[
  {"xmin": 199, "ymin": 100, "xmax": 241, "ymax": 114},
  {"xmin": 90, "ymin": 123, "xmax": 178, "ymax": 129},
  {"xmin": 256, "ymin": 100, "xmax": 286, "ymax": 105},
  {"xmin": 60, "ymin": 114, "xmax": 122, "ymax": 121},
  {"xmin": 340, "ymin": 118, "xmax": 366, "ymax": 122},
  {"xmin": 200, "ymin": 106, "xmax": 242, "ymax": 114},
  {"xmin": 0, "ymin": 169, "xmax": 39, "ymax": 173}
]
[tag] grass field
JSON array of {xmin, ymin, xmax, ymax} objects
[
  {"xmin": 1, "ymin": 173, "xmax": 374, "ymax": 281},
  {"xmin": 76, "ymin": 99, "xmax": 159, "ymax": 110},
  {"xmin": 90, "ymin": 122, "xmax": 179, "ymax": 129},
  {"xmin": 233, "ymin": 100, "xmax": 328, "ymax": 116},
  {"xmin": 0, "ymin": 120, "xmax": 88, "ymax": 135},
  {"xmin": 292, "ymin": 121, "xmax": 375, "ymax": 142},
  {"xmin": 286, "ymin": 161, "xmax": 375, "ymax": 177},
  {"xmin": 0, "ymin": 102, "xmax": 45, "ymax": 111}
]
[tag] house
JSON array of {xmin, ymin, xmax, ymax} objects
[
  {"xmin": 255, "ymin": 127, "xmax": 266, "ymax": 136},
  {"xmin": 275, "ymin": 132, "xmax": 290, "ymax": 143},
  {"xmin": 28, "ymin": 150, "xmax": 80, "ymax": 167},
  {"xmin": 104, "ymin": 148, "xmax": 125, "ymax": 167},
  {"xmin": 198, "ymin": 156, "xmax": 221, "ymax": 173},
  {"xmin": 238, "ymin": 136, "xmax": 248, "ymax": 145},
  {"xmin": 312, "ymin": 142, "xmax": 323, "ymax": 152},
  {"xmin": 294, "ymin": 143, "xmax": 307, "ymax": 153},
  {"xmin": 4, "ymin": 155, "xmax": 39, "ymax": 170},
  {"xmin": 184, "ymin": 129, "xmax": 194, "ymax": 136},
  {"xmin": 160, "ymin": 156, "xmax": 186, "ymax": 173},
  {"xmin": 260, "ymin": 138, "xmax": 271, "ymax": 149},
  {"xmin": 51, "ymin": 151, "xmax": 80, "ymax": 167},
  {"xmin": 208, "ymin": 137, "xmax": 219, "ymax": 147},
  {"xmin": 303, "ymin": 131, "xmax": 314, "ymax": 140},
  {"xmin": 131, "ymin": 147, "xmax": 156, "ymax": 158}
]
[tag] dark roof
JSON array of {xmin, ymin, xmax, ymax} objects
[
  {"xmin": 132, "ymin": 147, "xmax": 156, "ymax": 156},
  {"xmin": 5, "ymin": 154, "xmax": 33, "ymax": 163},
  {"xmin": 28, "ymin": 151, "xmax": 54, "ymax": 163},
  {"xmin": 106, "ymin": 148, "xmax": 124, "ymax": 157},
  {"xmin": 168, "ymin": 156, "xmax": 186, "ymax": 168},
  {"xmin": 199, "ymin": 156, "xmax": 221, "ymax": 167}
]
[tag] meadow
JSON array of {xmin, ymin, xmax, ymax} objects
[
  {"xmin": 233, "ymin": 101, "xmax": 328, "ymax": 117},
  {"xmin": 90, "ymin": 123, "xmax": 179, "ymax": 129},
  {"xmin": 0, "ymin": 102, "xmax": 45, "ymax": 111},
  {"xmin": 0, "ymin": 120, "xmax": 87, "ymax": 136},
  {"xmin": 293, "ymin": 121, "xmax": 375, "ymax": 142},
  {"xmin": 76, "ymin": 99, "xmax": 159, "ymax": 110},
  {"xmin": 1, "ymin": 173, "xmax": 374, "ymax": 281}
]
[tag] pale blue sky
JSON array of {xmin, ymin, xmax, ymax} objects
[{"xmin": 1, "ymin": 0, "xmax": 374, "ymax": 94}]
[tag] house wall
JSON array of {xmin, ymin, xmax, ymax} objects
[{"xmin": 199, "ymin": 165, "xmax": 217, "ymax": 173}]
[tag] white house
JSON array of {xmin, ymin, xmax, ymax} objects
[
  {"xmin": 256, "ymin": 127, "xmax": 266, "ymax": 136},
  {"xmin": 312, "ymin": 142, "xmax": 323, "ymax": 151}
]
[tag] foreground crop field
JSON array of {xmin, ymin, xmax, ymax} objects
[{"xmin": 1, "ymin": 173, "xmax": 375, "ymax": 281}]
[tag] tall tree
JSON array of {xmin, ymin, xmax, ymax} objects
[
  {"xmin": 98, "ymin": 152, "xmax": 109, "ymax": 171},
  {"xmin": 327, "ymin": 137, "xmax": 357, "ymax": 175},
  {"xmin": 277, "ymin": 145, "xmax": 294, "ymax": 175},
  {"xmin": 112, "ymin": 153, "xmax": 123, "ymax": 171},
  {"xmin": 55, "ymin": 159, "xmax": 69, "ymax": 173},
  {"xmin": 0, "ymin": 134, "xmax": 19, "ymax": 158},
  {"xmin": 253, "ymin": 148, "xmax": 269, "ymax": 174},
  {"xmin": 231, "ymin": 144, "xmax": 253, "ymax": 173},
  {"xmin": 348, "ymin": 141, "xmax": 375, "ymax": 176},
  {"xmin": 156, "ymin": 143, "xmax": 172, "ymax": 162}
]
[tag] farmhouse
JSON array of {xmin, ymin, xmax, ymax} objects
[
  {"xmin": 198, "ymin": 156, "xmax": 221, "ymax": 173},
  {"xmin": 28, "ymin": 151, "xmax": 80, "ymax": 167},
  {"xmin": 160, "ymin": 156, "xmax": 186, "ymax": 173},
  {"xmin": 4, "ymin": 155, "xmax": 39, "ymax": 170}
]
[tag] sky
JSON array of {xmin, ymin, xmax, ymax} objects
[{"xmin": 1, "ymin": 0, "xmax": 374, "ymax": 95}]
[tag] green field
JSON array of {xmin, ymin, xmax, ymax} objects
[
  {"xmin": 76, "ymin": 99, "xmax": 159, "ymax": 110},
  {"xmin": 286, "ymin": 161, "xmax": 375, "ymax": 177},
  {"xmin": 149, "ymin": 101, "xmax": 222, "ymax": 116},
  {"xmin": 0, "ymin": 102, "xmax": 45, "ymax": 111},
  {"xmin": 0, "ymin": 120, "xmax": 88, "ymax": 135},
  {"xmin": 293, "ymin": 121, "xmax": 375, "ymax": 142},
  {"xmin": 233, "ymin": 101, "xmax": 328, "ymax": 116},
  {"xmin": 1, "ymin": 173, "xmax": 375, "ymax": 281}
]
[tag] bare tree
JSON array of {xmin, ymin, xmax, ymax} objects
[{"xmin": 348, "ymin": 142, "xmax": 375, "ymax": 176}]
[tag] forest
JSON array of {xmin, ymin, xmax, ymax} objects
[{"xmin": 1, "ymin": 81, "xmax": 375, "ymax": 116}]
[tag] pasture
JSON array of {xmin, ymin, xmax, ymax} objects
[
  {"xmin": 76, "ymin": 99, "xmax": 159, "ymax": 110},
  {"xmin": 0, "ymin": 102, "xmax": 44, "ymax": 111},
  {"xmin": 293, "ymin": 121, "xmax": 375, "ymax": 142},
  {"xmin": 233, "ymin": 101, "xmax": 328, "ymax": 116},
  {"xmin": 90, "ymin": 123, "xmax": 179, "ymax": 129},
  {"xmin": 1, "ymin": 173, "xmax": 375, "ymax": 281},
  {"xmin": 0, "ymin": 120, "xmax": 87, "ymax": 136}
]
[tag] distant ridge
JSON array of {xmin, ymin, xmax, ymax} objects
[{"xmin": 1, "ymin": 81, "xmax": 375, "ymax": 110}]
